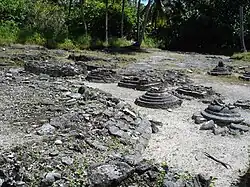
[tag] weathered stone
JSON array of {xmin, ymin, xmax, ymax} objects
[
  {"xmin": 213, "ymin": 127, "xmax": 229, "ymax": 135},
  {"xmin": 61, "ymin": 157, "xmax": 74, "ymax": 165},
  {"xmin": 230, "ymin": 123, "xmax": 250, "ymax": 132},
  {"xmin": 163, "ymin": 180, "xmax": 179, "ymax": 187},
  {"xmin": 208, "ymin": 61, "xmax": 232, "ymax": 76},
  {"xmin": 41, "ymin": 172, "xmax": 61, "ymax": 186},
  {"xmin": 199, "ymin": 120, "xmax": 215, "ymax": 130},
  {"xmin": 201, "ymin": 100, "xmax": 244, "ymax": 125},
  {"xmin": 175, "ymin": 85, "xmax": 217, "ymax": 99},
  {"xmin": 24, "ymin": 60, "xmax": 87, "ymax": 77},
  {"xmin": 195, "ymin": 117, "xmax": 207, "ymax": 124},
  {"xmin": 118, "ymin": 76, "xmax": 162, "ymax": 91},
  {"xmin": 192, "ymin": 112, "xmax": 203, "ymax": 120},
  {"xmin": 108, "ymin": 126, "xmax": 125, "ymax": 137},
  {"xmin": 36, "ymin": 123, "xmax": 56, "ymax": 135},
  {"xmin": 86, "ymin": 68, "xmax": 118, "ymax": 83},
  {"xmin": 85, "ymin": 138, "xmax": 108, "ymax": 151},
  {"xmin": 135, "ymin": 87, "xmax": 182, "ymax": 109},
  {"xmin": 234, "ymin": 100, "xmax": 250, "ymax": 109},
  {"xmin": 88, "ymin": 161, "xmax": 133, "ymax": 187},
  {"xmin": 54, "ymin": 140, "xmax": 63, "ymax": 145},
  {"xmin": 239, "ymin": 71, "xmax": 250, "ymax": 81}
]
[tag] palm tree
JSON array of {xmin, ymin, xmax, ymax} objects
[
  {"xmin": 137, "ymin": 0, "xmax": 142, "ymax": 42},
  {"xmin": 105, "ymin": 0, "xmax": 109, "ymax": 44}
]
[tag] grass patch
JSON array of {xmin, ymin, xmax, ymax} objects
[{"xmin": 231, "ymin": 52, "xmax": 250, "ymax": 62}]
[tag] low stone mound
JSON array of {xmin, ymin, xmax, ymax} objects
[
  {"xmin": 201, "ymin": 100, "xmax": 244, "ymax": 125},
  {"xmin": 234, "ymin": 100, "xmax": 250, "ymax": 109},
  {"xmin": 163, "ymin": 70, "xmax": 192, "ymax": 86},
  {"xmin": 68, "ymin": 54, "xmax": 106, "ymax": 62},
  {"xmin": 174, "ymin": 84, "xmax": 218, "ymax": 99},
  {"xmin": 135, "ymin": 87, "xmax": 182, "ymax": 109},
  {"xmin": 118, "ymin": 76, "xmax": 162, "ymax": 91},
  {"xmin": 239, "ymin": 71, "xmax": 250, "ymax": 81},
  {"xmin": 24, "ymin": 60, "xmax": 87, "ymax": 77},
  {"xmin": 208, "ymin": 61, "xmax": 232, "ymax": 76},
  {"xmin": 86, "ymin": 68, "xmax": 118, "ymax": 83}
]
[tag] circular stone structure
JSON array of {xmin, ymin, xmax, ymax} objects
[
  {"xmin": 234, "ymin": 100, "xmax": 250, "ymax": 109},
  {"xmin": 175, "ymin": 85, "xmax": 216, "ymax": 99},
  {"xmin": 239, "ymin": 71, "xmax": 250, "ymax": 81},
  {"xmin": 118, "ymin": 76, "xmax": 162, "ymax": 91},
  {"xmin": 134, "ymin": 87, "xmax": 182, "ymax": 109},
  {"xmin": 86, "ymin": 68, "xmax": 117, "ymax": 83},
  {"xmin": 208, "ymin": 61, "xmax": 232, "ymax": 76},
  {"xmin": 201, "ymin": 100, "xmax": 244, "ymax": 124}
]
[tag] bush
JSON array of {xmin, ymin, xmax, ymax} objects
[
  {"xmin": 109, "ymin": 37, "xmax": 131, "ymax": 47},
  {"xmin": 58, "ymin": 39, "xmax": 76, "ymax": 50},
  {"xmin": 141, "ymin": 36, "xmax": 159, "ymax": 48},
  {"xmin": 0, "ymin": 21, "xmax": 19, "ymax": 44},
  {"xmin": 75, "ymin": 35, "xmax": 91, "ymax": 49}
]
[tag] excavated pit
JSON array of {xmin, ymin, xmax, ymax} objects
[
  {"xmin": 135, "ymin": 87, "xmax": 182, "ymax": 109},
  {"xmin": 86, "ymin": 68, "xmax": 118, "ymax": 83},
  {"xmin": 201, "ymin": 100, "xmax": 244, "ymax": 125},
  {"xmin": 117, "ymin": 76, "xmax": 162, "ymax": 91},
  {"xmin": 208, "ymin": 61, "xmax": 232, "ymax": 76}
]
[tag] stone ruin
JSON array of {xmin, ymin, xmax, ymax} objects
[
  {"xmin": 208, "ymin": 61, "xmax": 232, "ymax": 76},
  {"xmin": 135, "ymin": 87, "xmax": 182, "ymax": 109},
  {"xmin": 239, "ymin": 71, "xmax": 250, "ymax": 81},
  {"xmin": 163, "ymin": 70, "xmax": 193, "ymax": 86},
  {"xmin": 24, "ymin": 60, "xmax": 87, "ymax": 77},
  {"xmin": 174, "ymin": 84, "xmax": 218, "ymax": 99},
  {"xmin": 192, "ymin": 99, "xmax": 249, "ymax": 135},
  {"xmin": 85, "ymin": 68, "xmax": 118, "ymax": 83},
  {"xmin": 118, "ymin": 76, "xmax": 162, "ymax": 91},
  {"xmin": 234, "ymin": 100, "xmax": 250, "ymax": 110}
]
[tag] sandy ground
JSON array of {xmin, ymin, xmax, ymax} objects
[{"xmin": 84, "ymin": 51, "xmax": 250, "ymax": 187}]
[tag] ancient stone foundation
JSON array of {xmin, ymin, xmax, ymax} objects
[
  {"xmin": 175, "ymin": 85, "xmax": 216, "ymax": 99},
  {"xmin": 135, "ymin": 87, "xmax": 182, "ymax": 109},
  {"xmin": 86, "ymin": 68, "xmax": 118, "ymax": 83},
  {"xmin": 208, "ymin": 61, "xmax": 232, "ymax": 76},
  {"xmin": 201, "ymin": 100, "xmax": 244, "ymax": 124},
  {"xmin": 118, "ymin": 76, "xmax": 162, "ymax": 91},
  {"xmin": 239, "ymin": 71, "xmax": 250, "ymax": 81}
]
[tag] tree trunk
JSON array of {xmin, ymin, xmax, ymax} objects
[
  {"xmin": 105, "ymin": 0, "xmax": 109, "ymax": 44},
  {"xmin": 68, "ymin": 0, "xmax": 73, "ymax": 18},
  {"xmin": 137, "ymin": 0, "xmax": 141, "ymax": 42},
  {"xmin": 138, "ymin": 0, "xmax": 152, "ymax": 46},
  {"xmin": 121, "ymin": 0, "xmax": 125, "ymax": 37},
  {"xmin": 240, "ymin": 6, "xmax": 247, "ymax": 52},
  {"xmin": 80, "ymin": 0, "xmax": 88, "ymax": 36}
]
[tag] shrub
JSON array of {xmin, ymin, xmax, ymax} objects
[
  {"xmin": 0, "ymin": 21, "xmax": 19, "ymax": 44},
  {"xmin": 141, "ymin": 35, "xmax": 159, "ymax": 48},
  {"xmin": 109, "ymin": 37, "xmax": 131, "ymax": 47},
  {"xmin": 75, "ymin": 35, "xmax": 91, "ymax": 49},
  {"xmin": 58, "ymin": 39, "xmax": 76, "ymax": 50}
]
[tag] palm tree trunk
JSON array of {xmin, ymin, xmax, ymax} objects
[
  {"xmin": 138, "ymin": 0, "xmax": 152, "ymax": 46},
  {"xmin": 121, "ymin": 0, "xmax": 125, "ymax": 37},
  {"xmin": 137, "ymin": 0, "xmax": 141, "ymax": 42},
  {"xmin": 240, "ymin": 6, "xmax": 247, "ymax": 52},
  {"xmin": 105, "ymin": 0, "xmax": 109, "ymax": 44}
]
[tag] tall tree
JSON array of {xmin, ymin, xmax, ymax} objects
[
  {"xmin": 105, "ymin": 0, "xmax": 109, "ymax": 44},
  {"xmin": 121, "ymin": 0, "xmax": 126, "ymax": 37},
  {"xmin": 240, "ymin": 6, "xmax": 247, "ymax": 52},
  {"xmin": 137, "ymin": 0, "xmax": 141, "ymax": 42},
  {"xmin": 138, "ymin": 0, "xmax": 153, "ymax": 46}
]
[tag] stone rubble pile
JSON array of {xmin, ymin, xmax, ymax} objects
[{"xmin": 192, "ymin": 99, "xmax": 249, "ymax": 135}]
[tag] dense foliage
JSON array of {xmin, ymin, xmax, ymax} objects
[{"xmin": 1, "ymin": 0, "xmax": 250, "ymax": 54}]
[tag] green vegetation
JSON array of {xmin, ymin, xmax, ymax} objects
[
  {"xmin": 1, "ymin": 0, "xmax": 250, "ymax": 54},
  {"xmin": 231, "ymin": 52, "xmax": 250, "ymax": 61}
]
